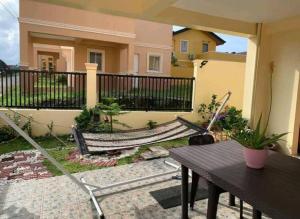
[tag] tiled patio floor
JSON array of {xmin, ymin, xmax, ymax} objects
[{"xmin": 0, "ymin": 158, "xmax": 269, "ymax": 219}]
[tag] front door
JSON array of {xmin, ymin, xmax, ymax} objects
[{"xmin": 38, "ymin": 55, "xmax": 56, "ymax": 71}]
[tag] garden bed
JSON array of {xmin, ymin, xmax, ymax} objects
[{"xmin": 0, "ymin": 135, "xmax": 189, "ymax": 179}]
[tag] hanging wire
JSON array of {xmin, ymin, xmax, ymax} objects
[{"xmin": 0, "ymin": 1, "xmax": 18, "ymax": 20}]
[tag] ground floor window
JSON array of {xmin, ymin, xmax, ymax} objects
[
  {"xmin": 87, "ymin": 49, "xmax": 105, "ymax": 72},
  {"xmin": 147, "ymin": 53, "xmax": 163, "ymax": 73}
]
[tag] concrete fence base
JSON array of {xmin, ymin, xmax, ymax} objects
[{"xmin": 0, "ymin": 108, "xmax": 199, "ymax": 136}]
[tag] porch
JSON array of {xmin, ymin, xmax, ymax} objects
[
  {"xmin": 0, "ymin": 158, "xmax": 268, "ymax": 219},
  {"xmin": 27, "ymin": 33, "xmax": 132, "ymax": 74}
]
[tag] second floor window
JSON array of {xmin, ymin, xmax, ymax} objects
[
  {"xmin": 88, "ymin": 49, "xmax": 105, "ymax": 72},
  {"xmin": 180, "ymin": 40, "xmax": 188, "ymax": 53},
  {"xmin": 202, "ymin": 43, "xmax": 209, "ymax": 53}
]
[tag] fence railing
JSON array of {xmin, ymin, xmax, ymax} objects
[
  {"xmin": 97, "ymin": 74, "xmax": 194, "ymax": 111},
  {"xmin": 0, "ymin": 69, "xmax": 86, "ymax": 109}
]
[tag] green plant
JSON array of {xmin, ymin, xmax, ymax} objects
[
  {"xmin": 75, "ymin": 107, "xmax": 93, "ymax": 130},
  {"xmin": 0, "ymin": 126, "xmax": 16, "ymax": 143},
  {"xmin": 215, "ymin": 107, "xmax": 248, "ymax": 133},
  {"xmin": 231, "ymin": 115, "xmax": 287, "ymax": 150},
  {"xmin": 188, "ymin": 53, "xmax": 195, "ymax": 61},
  {"xmin": 147, "ymin": 120, "xmax": 157, "ymax": 129},
  {"xmin": 171, "ymin": 53, "xmax": 179, "ymax": 66},
  {"xmin": 56, "ymin": 74, "xmax": 68, "ymax": 85},
  {"xmin": 22, "ymin": 115, "xmax": 33, "ymax": 137},
  {"xmin": 198, "ymin": 94, "xmax": 221, "ymax": 122},
  {"xmin": 97, "ymin": 98, "xmax": 129, "ymax": 133},
  {"xmin": 47, "ymin": 121, "xmax": 54, "ymax": 136}
]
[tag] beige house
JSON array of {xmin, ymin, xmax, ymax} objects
[
  {"xmin": 172, "ymin": 28, "xmax": 225, "ymax": 61},
  {"xmin": 19, "ymin": 0, "xmax": 172, "ymax": 76}
]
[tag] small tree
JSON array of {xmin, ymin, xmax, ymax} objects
[{"xmin": 97, "ymin": 98, "xmax": 129, "ymax": 133}]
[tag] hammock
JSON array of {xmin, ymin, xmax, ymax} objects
[{"xmin": 73, "ymin": 117, "xmax": 205, "ymax": 154}]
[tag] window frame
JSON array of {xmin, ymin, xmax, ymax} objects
[
  {"xmin": 147, "ymin": 52, "xmax": 163, "ymax": 73},
  {"xmin": 202, "ymin": 42, "xmax": 209, "ymax": 53},
  {"xmin": 87, "ymin": 48, "xmax": 105, "ymax": 72},
  {"xmin": 180, "ymin": 40, "xmax": 189, "ymax": 53}
]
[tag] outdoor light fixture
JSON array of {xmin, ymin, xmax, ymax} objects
[{"xmin": 200, "ymin": 60, "xmax": 208, "ymax": 68}]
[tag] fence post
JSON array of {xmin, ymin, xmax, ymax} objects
[{"xmin": 85, "ymin": 63, "xmax": 98, "ymax": 108}]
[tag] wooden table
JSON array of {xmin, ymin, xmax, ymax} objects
[{"xmin": 170, "ymin": 140, "xmax": 300, "ymax": 219}]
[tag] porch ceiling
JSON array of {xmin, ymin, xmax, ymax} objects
[{"xmin": 32, "ymin": 0, "xmax": 300, "ymax": 36}]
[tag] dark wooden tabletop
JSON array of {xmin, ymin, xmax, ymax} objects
[{"xmin": 170, "ymin": 140, "xmax": 300, "ymax": 219}]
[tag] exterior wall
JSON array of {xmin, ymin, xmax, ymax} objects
[
  {"xmin": 133, "ymin": 46, "xmax": 171, "ymax": 76},
  {"xmin": 193, "ymin": 58, "xmax": 245, "ymax": 110},
  {"xmin": 246, "ymin": 16, "xmax": 300, "ymax": 154},
  {"xmin": 171, "ymin": 65, "xmax": 194, "ymax": 78},
  {"xmin": 171, "ymin": 54, "xmax": 246, "ymax": 109},
  {"xmin": 173, "ymin": 30, "xmax": 217, "ymax": 61},
  {"xmin": 19, "ymin": 0, "xmax": 172, "ymax": 75}
]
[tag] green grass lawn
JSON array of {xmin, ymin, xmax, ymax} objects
[{"xmin": 0, "ymin": 135, "xmax": 188, "ymax": 176}]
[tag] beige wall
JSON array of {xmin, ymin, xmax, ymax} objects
[
  {"xmin": 134, "ymin": 46, "xmax": 171, "ymax": 75},
  {"xmin": 193, "ymin": 59, "xmax": 245, "ymax": 110},
  {"xmin": 173, "ymin": 30, "xmax": 217, "ymax": 61},
  {"xmin": 0, "ymin": 109, "xmax": 81, "ymax": 136},
  {"xmin": 171, "ymin": 52, "xmax": 246, "ymax": 77},
  {"xmin": 20, "ymin": 0, "xmax": 172, "ymax": 75},
  {"xmin": 171, "ymin": 65, "xmax": 194, "ymax": 78},
  {"xmin": 245, "ymin": 16, "xmax": 300, "ymax": 154}
]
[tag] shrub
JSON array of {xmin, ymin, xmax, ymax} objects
[
  {"xmin": 75, "ymin": 107, "xmax": 93, "ymax": 131},
  {"xmin": 97, "ymin": 98, "xmax": 129, "ymax": 133},
  {"xmin": 215, "ymin": 107, "xmax": 248, "ymax": 133},
  {"xmin": 0, "ymin": 126, "xmax": 16, "ymax": 143},
  {"xmin": 147, "ymin": 120, "xmax": 157, "ymax": 129},
  {"xmin": 56, "ymin": 74, "xmax": 68, "ymax": 85},
  {"xmin": 198, "ymin": 94, "xmax": 221, "ymax": 122}
]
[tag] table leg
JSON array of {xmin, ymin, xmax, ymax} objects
[
  {"xmin": 240, "ymin": 199, "xmax": 243, "ymax": 219},
  {"xmin": 252, "ymin": 208, "xmax": 262, "ymax": 219},
  {"xmin": 207, "ymin": 182, "xmax": 222, "ymax": 219},
  {"xmin": 190, "ymin": 171, "xmax": 199, "ymax": 210},
  {"xmin": 181, "ymin": 165, "xmax": 189, "ymax": 219},
  {"xmin": 229, "ymin": 194, "xmax": 235, "ymax": 206}
]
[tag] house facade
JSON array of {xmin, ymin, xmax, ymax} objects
[
  {"xmin": 172, "ymin": 28, "xmax": 225, "ymax": 61},
  {"xmin": 19, "ymin": 0, "xmax": 172, "ymax": 76}
]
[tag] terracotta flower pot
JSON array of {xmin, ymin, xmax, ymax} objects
[{"xmin": 243, "ymin": 147, "xmax": 268, "ymax": 169}]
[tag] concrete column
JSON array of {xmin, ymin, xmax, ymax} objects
[
  {"xmin": 19, "ymin": 25, "xmax": 29, "ymax": 67},
  {"xmin": 242, "ymin": 24, "xmax": 262, "ymax": 125},
  {"xmin": 127, "ymin": 43, "xmax": 134, "ymax": 74},
  {"xmin": 85, "ymin": 63, "xmax": 98, "ymax": 108},
  {"xmin": 192, "ymin": 60, "xmax": 202, "ymax": 115},
  {"xmin": 242, "ymin": 36, "xmax": 259, "ymax": 123}
]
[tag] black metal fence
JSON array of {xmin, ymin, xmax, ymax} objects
[
  {"xmin": 0, "ymin": 69, "xmax": 86, "ymax": 109},
  {"xmin": 97, "ymin": 74, "xmax": 194, "ymax": 111}
]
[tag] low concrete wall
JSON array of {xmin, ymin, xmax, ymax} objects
[
  {"xmin": 0, "ymin": 108, "xmax": 198, "ymax": 136},
  {"xmin": 0, "ymin": 108, "xmax": 81, "ymax": 136}
]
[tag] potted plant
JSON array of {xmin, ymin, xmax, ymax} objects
[{"xmin": 231, "ymin": 116, "xmax": 287, "ymax": 169}]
